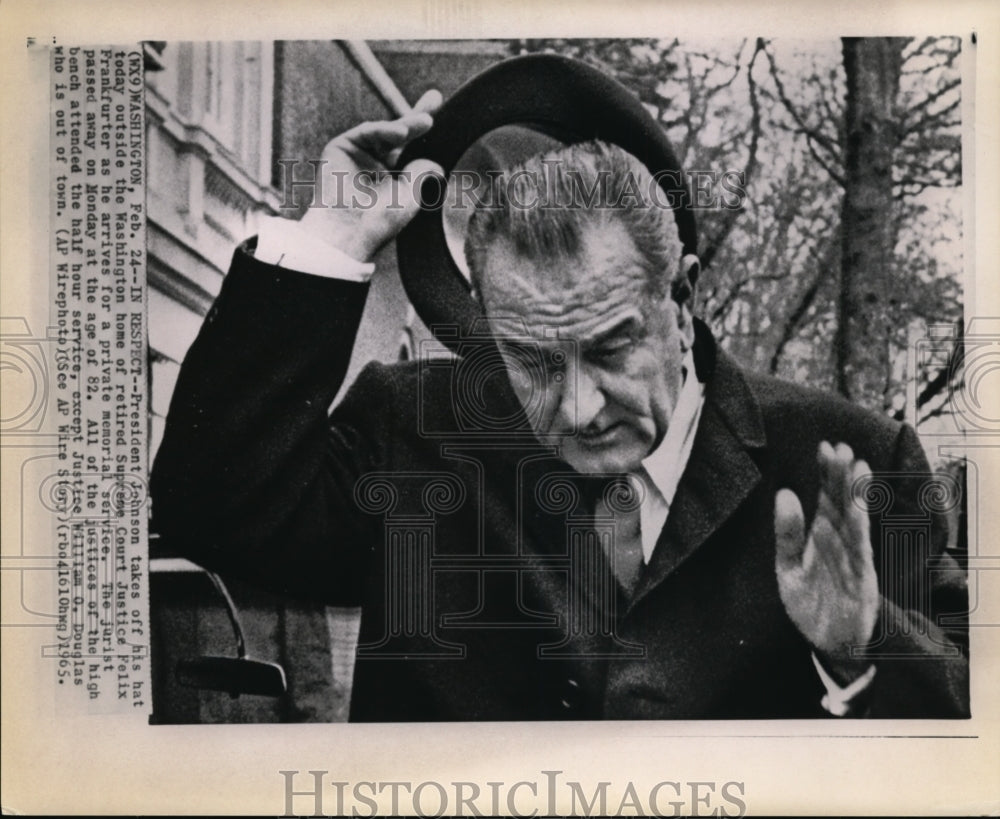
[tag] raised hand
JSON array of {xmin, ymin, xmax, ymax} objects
[
  {"xmin": 774, "ymin": 441, "xmax": 880, "ymax": 684},
  {"xmin": 298, "ymin": 89, "xmax": 445, "ymax": 262}
]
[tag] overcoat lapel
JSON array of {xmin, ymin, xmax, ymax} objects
[{"xmin": 628, "ymin": 335, "xmax": 768, "ymax": 612}]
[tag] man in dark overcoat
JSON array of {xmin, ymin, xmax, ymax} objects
[{"xmin": 151, "ymin": 56, "xmax": 969, "ymax": 721}]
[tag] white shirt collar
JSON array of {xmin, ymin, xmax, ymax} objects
[{"xmin": 635, "ymin": 348, "xmax": 706, "ymax": 562}]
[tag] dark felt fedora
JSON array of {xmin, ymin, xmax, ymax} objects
[{"xmin": 395, "ymin": 53, "xmax": 697, "ymax": 353}]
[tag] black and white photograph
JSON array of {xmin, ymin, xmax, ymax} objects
[
  {"xmin": 1, "ymin": 2, "xmax": 998, "ymax": 815},
  {"xmin": 145, "ymin": 37, "xmax": 969, "ymax": 723}
]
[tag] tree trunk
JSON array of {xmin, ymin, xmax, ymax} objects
[{"xmin": 836, "ymin": 38, "xmax": 906, "ymax": 398}]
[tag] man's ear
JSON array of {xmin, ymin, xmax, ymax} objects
[
  {"xmin": 670, "ymin": 253, "xmax": 700, "ymax": 347},
  {"xmin": 669, "ymin": 253, "xmax": 700, "ymax": 303}
]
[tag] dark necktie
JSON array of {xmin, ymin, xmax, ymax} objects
[{"xmin": 594, "ymin": 475, "xmax": 645, "ymax": 598}]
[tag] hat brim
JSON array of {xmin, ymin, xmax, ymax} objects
[{"xmin": 395, "ymin": 53, "xmax": 697, "ymax": 354}]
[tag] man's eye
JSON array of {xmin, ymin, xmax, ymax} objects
[{"xmin": 590, "ymin": 340, "xmax": 633, "ymax": 361}]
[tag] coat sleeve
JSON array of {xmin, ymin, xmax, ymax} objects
[
  {"xmin": 149, "ymin": 241, "xmax": 394, "ymax": 605},
  {"xmin": 860, "ymin": 423, "xmax": 970, "ymax": 717}
]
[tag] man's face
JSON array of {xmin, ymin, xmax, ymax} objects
[{"xmin": 477, "ymin": 219, "xmax": 689, "ymax": 475}]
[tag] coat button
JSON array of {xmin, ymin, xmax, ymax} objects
[{"xmin": 560, "ymin": 677, "xmax": 583, "ymax": 711}]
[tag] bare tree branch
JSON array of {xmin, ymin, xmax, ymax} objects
[
  {"xmin": 901, "ymin": 94, "xmax": 961, "ymax": 138},
  {"xmin": 768, "ymin": 234, "xmax": 835, "ymax": 373},
  {"xmin": 901, "ymin": 76, "xmax": 960, "ymax": 120},
  {"xmin": 763, "ymin": 45, "xmax": 843, "ymax": 163},
  {"xmin": 760, "ymin": 89, "xmax": 847, "ymax": 186},
  {"xmin": 699, "ymin": 38, "xmax": 765, "ymax": 271},
  {"xmin": 901, "ymin": 37, "xmax": 960, "ymax": 74},
  {"xmin": 892, "ymin": 319, "xmax": 965, "ymax": 421}
]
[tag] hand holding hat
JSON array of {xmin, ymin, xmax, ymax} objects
[
  {"xmin": 295, "ymin": 53, "xmax": 698, "ymax": 334},
  {"xmin": 297, "ymin": 89, "xmax": 446, "ymax": 263}
]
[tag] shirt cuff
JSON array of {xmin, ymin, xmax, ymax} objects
[
  {"xmin": 254, "ymin": 215, "xmax": 376, "ymax": 282},
  {"xmin": 812, "ymin": 653, "xmax": 877, "ymax": 716}
]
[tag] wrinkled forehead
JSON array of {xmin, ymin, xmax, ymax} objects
[
  {"xmin": 480, "ymin": 227, "xmax": 637, "ymax": 291},
  {"xmin": 478, "ymin": 224, "xmax": 652, "ymax": 341}
]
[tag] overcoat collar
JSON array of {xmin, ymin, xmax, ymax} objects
[{"xmin": 628, "ymin": 319, "xmax": 767, "ymax": 611}]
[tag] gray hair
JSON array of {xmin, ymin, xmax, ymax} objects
[{"xmin": 464, "ymin": 140, "xmax": 683, "ymax": 302}]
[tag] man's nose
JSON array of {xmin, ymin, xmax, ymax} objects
[{"xmin": 555, "ymin": 360, "xmax": 605, "ymax": 432}]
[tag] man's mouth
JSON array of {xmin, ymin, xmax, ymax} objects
[{"xmin": 576, "ymin": 421, "xmax": 625, "ymax": 448}]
